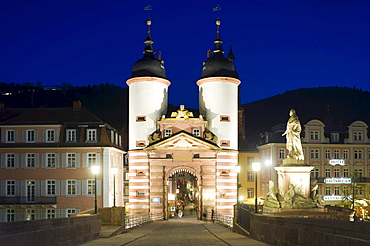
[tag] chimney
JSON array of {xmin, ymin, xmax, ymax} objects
[{"xmin": 73, "ymin": 100, "xmax": 81, "ymax": 110}]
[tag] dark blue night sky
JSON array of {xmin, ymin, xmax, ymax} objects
[{"xmin": 1, "ymin": 0, "xmax": 369, "ymax": 108}]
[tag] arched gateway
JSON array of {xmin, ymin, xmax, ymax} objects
[{"xmin": 127, "ymin": 106, "xmax": 238, "ymax": 219}]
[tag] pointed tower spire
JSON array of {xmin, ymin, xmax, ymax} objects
[
  {"xmin": 143, "ymin": 19, "xmax": 155, "ymax": 55},
  {"xmin": 227, "ymin": 41, "xmax": 235, "ymax": 61},
  {"xmin": 213, "ymin": 19, "xmax": 224, "ymax": 55}
]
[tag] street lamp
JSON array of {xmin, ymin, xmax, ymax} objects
[
  {"xmin": 92, "ymin": 164, "xmax": 100, "ymax": 214},
  {"xmin": 111, "ymin": 167, "xmax": 118, "ymax": 207},
  {"xmin": 252, "ymin": 162, "xmax": 261, "ymax": 213}
]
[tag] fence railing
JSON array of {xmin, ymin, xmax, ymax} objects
[
  {"xmin": 125, "ymin": 213, "xmax": 163, "ymax": 229},
  {"xmin": 214, "ymin": 213, "xmax": 233, "ymax": 228}
]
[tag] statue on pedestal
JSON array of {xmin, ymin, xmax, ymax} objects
[{"xmin": 282, "ymin": 109, "xmax": 304, "ymax": 161}]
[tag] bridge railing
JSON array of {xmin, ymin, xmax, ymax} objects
[
  {"xmin": 125, "ymin": 213, "xmax": 163, "ymax": 229},
  {"xmin": 214, "ymin": 213, "xmax": 233, "ymax": 228}
]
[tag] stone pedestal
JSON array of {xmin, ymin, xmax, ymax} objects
[{"xmin": 275, "ymin": 163, "xmax": 313, "ymax": 198}]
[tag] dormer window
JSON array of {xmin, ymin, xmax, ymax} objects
[
  {"xmin": 25, "ymin": 130, "xmax": 36, "ymax": 142},
  {"xmin": 193, "ymin": 129, "xmax": 200, "ymax": 137},
  {"xmin": 310, "ymin": 131, "xmax": 319, "ymax": 140},
  {"xmin": 331, "ymin": 133, "xmax": 339, "ymax": 142},
  {"xmin": 86, "ymin": 129, "xmax": 97, "ymax": 143},
  {"xmin": 5, "ymin": 130, "xmax": 16, "ymax": 142},
  {"xmin": 66, "ymin": 129, "xmax": 76, "ymax": 142},
  {"xmin": 354, "ymin": 132, "xmax": 362, "ymax": 141},
  {"xmin": 165, "ymin": 129, "xmax": 172, "ymax": 137}
]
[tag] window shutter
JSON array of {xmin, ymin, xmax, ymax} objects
[
  {"xmin": 61, "ymin": 180, "xmax": 66, "ymax": 196},
  {"xmin": 55, "ymin": 153, "xmax": 60, "ymax": 168},
  {"xmin": 55, "ymin": 180, "xmax": 60, "ymax": 196},
  {"xmin": 41, "ymin": 180, "xmax": 46, "ymax": 196},
  {"xmin": 0, "ymin": 181, "xmax": 5, "ymax": 196},
  {"xmin": 76, "ymin": 153, "xmax": 80, "ymax": 168},
  {"xmin": 14, "ymin": 130, "xmax": 18, "ymax": 142},
  {"xmin": 62, "ymin": 153, "xmax": 67, "ymax": 168},
  {"xmin": 15, "ymin": 180, "xmax": 19, "ymax": 196},
  {"xmin": 82, "ymin": 180, "xmax": 87, "ymax": 196},
  {"xmin": 55, "ymin": 209, "xmax": 60, "ymax": 218},
  {"xmin": 22, "ymin": 130, "xmax": 26, "ymax": 142},
  {"xmin": 21, "ymin": 154, "xmax": 26, "ymax": 168},
  {"xmin": 42, "ymin": 153, "xmax": 46, "ymax": 168},
  {"xmin": 82, "ymin": 153, "xmax": 88, "ymax": 167},
  {"xmin": 35, "ymin": 154, "xmax": 39, "ymax": 168},
  {"xmin": 96, "ymin": 153, "xmax": 101, "ymax": 165},
  {"xmin": 1, "ymin": 154, "xmax": 5, "ymax": 168},
  {"xmin": 34, "ymin": 130, "xmax": 38, "ymax": 142},
  {"xmin": 35, "ymin": 180, "xmax": 40, "ymax": 197},
  {"xmin": 14, "ymin": 154, "xmax": 19, "ymax": 168},
  {"xmin": 19, "ymin": 209, "xmax": 25, "ymax": 221},
  {"xmin": 41, "ymin": 209, "xmax": 47, "ymax": 219},
  {"xmin": 0, "ymin": 210, "xmax": 5, "ymax": 222},
  {"xmin": 42, "ymin": 130, "xmax": 46, "ymax": 142},
  {"xmin": 1, "ymin": 130, "xmax": 5, "ymax": 142},
  {"xmin": 20, "ymin": 180, "xmax": 26, "ymax": 197},
  {"xmin": 61, "ymin": 209, "xmax": 67, "ymax": 218},
  {"xmin": 35, "ymin": 209, "xmax": 40, "ymax": 220},
  {"xmin": 55, "ymin": 130, "xmax": 59, "ymax": 142},
  {"xmin": 76, "ymin": 180, "xmax": 81, "ymax": 196}
]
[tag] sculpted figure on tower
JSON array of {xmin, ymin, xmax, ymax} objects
[{"xmin": 282, "ymin": 109, "xmax": 304, "ymax": 160}]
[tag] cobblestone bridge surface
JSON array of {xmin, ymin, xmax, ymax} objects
[{"xmin": 82, "ymin": 216, "xmax": 268, "ymax": 246}]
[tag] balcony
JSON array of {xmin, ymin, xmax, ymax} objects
[{"xmin": 0, "ymin": 196, "xmax": 57, "ymax": 205}]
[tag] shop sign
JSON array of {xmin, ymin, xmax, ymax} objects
[
  {"xmin": 323, "ymin": 195, "xmax": 350, "ymax": 201},
  {"xmin": 329, "ymin": 159, "xmax": 345, "ymax": 166},
  {"xmin": 324, "ymin": 178, "xmax": 351, "ymax": 184}
]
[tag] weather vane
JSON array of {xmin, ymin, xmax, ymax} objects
[
  {"xmin": 144, "ymin": 4, "xmax": 152, "ymax": 11},
  {"xmin": 213, "ymin": 4, "xmax": 221, "ymax": 11}
]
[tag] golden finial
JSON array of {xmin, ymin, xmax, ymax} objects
[
  {"xmin": 216, "ymin": 20, "xmax": 221, "ymax": 26},
  {"xmin": 147, "ymin": 20, "xmax": 152, "ymax": 26}
]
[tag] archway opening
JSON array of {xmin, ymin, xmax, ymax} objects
[{"xmin": 168, "ymin": 169, "xmax": 199, "ymax": 218}]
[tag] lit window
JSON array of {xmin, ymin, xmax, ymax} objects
[
  {"xmin": 26, "ymin": 209, "xmax": 36, "ymax": 220},
  {"xmin": 165, "ymin": 129, "xmax": 172, "ymax": 137},
  {"xmin": 279, "ymin": 149, "xmax": 285, "ymax": 159},
  {"xmin": 5, "ymin": 130, "xmax": 15, "ymax": 142},
  {"xmin": 325, "ymin": 150, "xmax": 331, "ymax": 159},
  {"xmin": 66, "ymin": 129, "xmax": 76, "ymax": 142},
  {"xmin": 67, "ymin": 153, "xmax": 76, "ymax": 168},
  {"xmin": 67, "ymin": 180, "xmax": 76, "ymax": 195},
  {"xmin": 193, "ymin": 129, "xmax": 200, "ymax": 137},
  {"xmin": 87, "ymin": 180, "xmax": 95, "ymax": 195},
  {"xmin": 47, "ymin": 154, "xmax": 56, "ymax": 168},
  {"xmin": 86, "ymin": 129, "xmax": 97, "ymax": 142}
]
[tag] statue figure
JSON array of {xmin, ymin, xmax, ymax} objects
[
  {"xmin": 281, "ymin": 184, "xmax": 295, "ymax": 208},
  {"xmin": 170, "ymin": 105, "xmax": 193, "ymax": 119},
  {"xmin": 148, "ymin": 130, "xmax": 161, "ymax": 143},
  {"xmin": 264, "ymin": 181, "xmax": 280, "ymax": 208},
  {"xmin": 282, "ymin": 109, "xmax": 304, "ymax": 160}
]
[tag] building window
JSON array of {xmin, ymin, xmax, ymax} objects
[
  {"xmin": 368, "ymin": 150, "xmax": 370, "ymax": 160},
  {"xmin": 279, "ymin": 149, "xmax": 285, "ymax": 159},
  {"xmin": 325, "ymin": 150, "xmax": 331, "ymax": 159},
  {"xmin": 343, "ymin": 186, "xmax": 349, "ymax": 196},
  {"xmin": 136, "ymin": 141, "xmax": 146, "ymax": 147},
  {"xmin": 46, "ymin": 130, "xmax": 55, "ymax": 142},
  {"xmin": 247, "ymin": 188, "xmax": 254, "ymax": 198},
  {"xmin": 67, "ymin": 180, "xmax": 76, "ymax": 195},
  {"xmin": 67, "ymin": 209, "xmax": 78, "ymax": 217},
  {"xmin": 26, "ymin": 130, "xmax": 36, "ymax": 142},
  {"xmin": 325, "ymin": 168, "xmax": 331, "ymax": 178},
  {"xmin": 86, "ymin": 129, "xmax": 97, "ymax": 142},
  {"xmin": 47, "ymin": 154, "xmax": 56, "ymax": 168},
  {"xmin": 6, "ymin": 154, "xmax": 15, "ymax": 168},
  {"xmin": 354, "ymin": 132, "xmax": 362, "ymax": 141},
  {"xmin": 193, "ymin": 129, "xmax": 200, "ymax": 137},
  {"xmin": 6, "ymin": 180, "xmax": 16, "ymax": 196},
  {"xmin": 26, "ymin": 209, "xmax": 36, "ymax": 221},
  {"xmin": 247, "ymin": 157, "xmax": 254, "ymax": 166},
  {"xmin": 344, "ymin": 168, "xmax": 349, "ymax": 177},
  {"xmin": 6, "ymin": 209, "xmax": 15, "ymax": 222},
  {"xmin": 88, "ymin": 153, "xmax": 97, "ymax": 167},
  {"xmin": 5, "ymin": 130, "xmax": 15, "ymax": 142},
  {"xmin": 47, "ymin": 180, "xmax": 56, "ymax": 196},
  {"xmin": 247, "ymin": 172, "xmax": 254, "ymax": 181},
  {"xmin": 325, "ymin": 187, "xmax": 331, "ymax": 195},
  {"xmin": 165, "ymin": 129, "xmax": 172, "ymax": 137},
  {"xmin": 193, "ymin": 154, "xmax": 200, "ymax": 158},
  {"xmin": 67, "ymin": 153, "xmax": 76, "ymax": 168},
  {"xmin": 311, "ymin": 168, "xmax": 319, "ymax": 178},
  {"xmin": 310, "ymin": 149, "xmax": 319, "ymax": 159},
  {"xmin": 220, "ymin": 115, "xmax": 230, "ymax": 122},
  {"xmin": 354, "ymin": 169, "xmax": 363, "ymax": 177},
  {"xmin": 310, "ymin": 131, "xmax": 319, "ymax": 140},
  {"xmin": 136, "ymin": 115, "xmax": 146, "ymax": 122},
  {"xmin": 343, "ymin": 150, "xmax": 349, "ymax": 159},
  {"xmin": 47, "ymin": 209, "xmax": 57, "ymax": 219},
  {"xmin": 26, "ymin": 154, "xmax": 36, "ymax": 168},
  {"xmin": 66, "ymin": 129, "xmax": 76, "ymax": 142},
  {"xmin": 334, "ymin": 168, "xmax": 340, "ymax": 178},
  {"xmin": 334, "ymin": 150, "xmax": 340, "ymax": 159},
  {"xmin": 87, "ymin": 180, "xmax": 95, "ymax": 195},
  {"xmin": 334, "ymin": 186, "xmax": 340, "ymax": 195},
  {"xmin": 331, "ymin": 133, "xmax": 339, "ymax": 143},
  {"xmin": 220, "ymin": 140, "xmax": 230, "ymax": 147},
  {"xmin": 166, "ymin": 154, "xmax": 172, "ymax": 159},
  {"xmin": 354, "ymin": 150, "xmax": 363, "ymax": 160}
]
